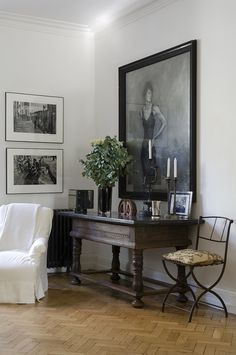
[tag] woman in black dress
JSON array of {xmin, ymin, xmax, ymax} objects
[{"xmin": 140, "ymin": 82, "xmax": 166, "ymax": 183}]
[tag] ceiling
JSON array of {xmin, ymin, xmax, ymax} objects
[{"xmin": 0, "ymin": 0, "xmax": 156, "ymax": 31}]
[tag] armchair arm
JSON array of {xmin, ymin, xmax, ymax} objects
[{"xmin": 28, "ymin": 238, "xmax": 47, "ymax": 261}]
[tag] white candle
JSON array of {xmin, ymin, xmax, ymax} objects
[
  {"xmin": 167, "ymin": 157, "xmax": 170, "ymax": 178},
  {"xmin": 174, "ymin": 157, "xmax": 177, "ymax": 178},
  {"xmin": 148, "ymin": 139, "xmax": 152, "ymax": 159}
]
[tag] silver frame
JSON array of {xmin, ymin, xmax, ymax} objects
[
  {"xmin": 5, "ymin": 92, "xmax": 64, "ymax": 143},
  {"xmin": 6, "ymin": 148, "xmax": 63, "ymax": 194},
  {"xmin": 170, "ymin": 191, "xmax": 193, "ymax": 216}
]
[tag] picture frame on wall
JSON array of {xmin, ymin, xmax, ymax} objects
[
  {"xmin": 119, "ymin": 40, "xmax": 197, "ymax": 202},
  {"xmin": 169, "ymin": 191, "xmax": 193, "ymax": 216},
  {"xmin": 5, "ymin": 92, "xmax": 64, "ymax": 143},
  {"xmin": 6, "ymin": 148, "xmax": 63, "ymax": 194}
]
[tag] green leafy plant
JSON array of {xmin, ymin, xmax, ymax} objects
[{"xmin": 80, "ymin": 136, "xmax": 131, "ymax": 188}]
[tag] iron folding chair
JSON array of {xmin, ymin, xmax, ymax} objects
[{"xmin": 162, "ymin": 216, "xmax": 234, "ymax": 322}]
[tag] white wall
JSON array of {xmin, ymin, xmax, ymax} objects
[
  {"xmin": 1, "ymin": 0, "xmax": 236, "ymax": 313},
  {"xmin": 0, "ymin": 22, "xmax": 95, "ymax": 209},
  {"xmin": 93, "ymin": 0, "xmax": 236, "ymax": 313}
]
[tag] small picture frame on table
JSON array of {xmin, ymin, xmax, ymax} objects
[{"xmin": 170, "ymin": 191, "xmax": 193, "ymax": 216}]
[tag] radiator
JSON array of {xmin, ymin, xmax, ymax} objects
[{"xmin": 47, "ymin": 209, "xmax": 72, "ymax": 270}]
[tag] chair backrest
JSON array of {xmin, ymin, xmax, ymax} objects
[
  {"xmin": 196, "ymin": 216, "xmax": 234, "ymax": 262},
  {"xmin": 0, "ymin": 203, "xmax": 53, "ymax": 251}
]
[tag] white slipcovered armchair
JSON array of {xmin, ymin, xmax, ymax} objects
[{"xmin": 0, "ymin": 203, "xmax": 53, "ymax": 303}]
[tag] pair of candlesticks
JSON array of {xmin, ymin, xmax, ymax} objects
[
  {"xmin": 157, "ymin": 156, "xmax": 179, "ymax": 215},
  {"xmin": 148, "ymin": 142, "xmax": 177, "ymax": 179},
  {"xmin": 141, "ymin": 172, "xmax": 177, "ymax": 217},
  {"xmin": 141, "ymin": 152, "xmax": 179, "ymax": 216}
]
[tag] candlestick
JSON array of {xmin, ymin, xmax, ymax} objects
[
  {"xmin": 148, "ymin": 139, "xmax": 152, "ymax": 159},
  {"xmin": 174, "ymin": 157, "xmax": 177, "ymax": 178},
  {"xmin": 165, "ymin": 177, "xmax": 171, "ymax": 215},
  {"xmin": 173, "ymin": 177, "xmax": 177, "ymax": 215},
  {"xmin": 140, "ymin": 166, "xmax": 157, "ymax": 217},
  {"xmin": 167, "ymin": 157, "xmax": 170, "ymax": 178}
]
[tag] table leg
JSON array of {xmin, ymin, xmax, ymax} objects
[
  {"xmin": 131, "ymin": 249, "xmax": 144, "ymax": 308},
  {"xmin": 71, "ymin": 237, "xmax": 82, "ymax": 285},
  {"xmin": 176, "ymin": 246, "xmax": 188, "ymax": 302},
  {"xmin": 111, "ymin": 245, "xmax": 121, "ymax": 282}
]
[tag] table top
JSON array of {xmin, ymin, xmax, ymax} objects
[{"xmin": 59, "ymin": 211, "xmax": 199, "ymax": 227}]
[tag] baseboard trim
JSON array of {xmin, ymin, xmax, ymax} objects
[{"xmin": 82, "ymin": 254, "xmax": 236, "ymax": 315}]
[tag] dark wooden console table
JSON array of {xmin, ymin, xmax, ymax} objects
[{"xmin": 60, "ymin": 212, "xmax": 199, "ymax": 307}]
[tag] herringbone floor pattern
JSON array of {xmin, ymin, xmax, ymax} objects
[{"xmin": 0, "ymin": 273, "xmax": 236, "ymax": 355}]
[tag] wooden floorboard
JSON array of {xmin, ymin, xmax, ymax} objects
[{"xmin": 0, "ymin": 273, "xmax": 236, "ymax": 354}]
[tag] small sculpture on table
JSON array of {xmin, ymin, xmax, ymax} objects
[{"xmin": 118, "ymin": 199, "xmax": 137, "ymax": 217}]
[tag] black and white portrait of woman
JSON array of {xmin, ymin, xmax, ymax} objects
[
  {"xmin": 123, "ymin": 48, "xmax": 193, "ymax": 195},
  {"xmin": 139, "ymin": 82, "xmax": 166, "ymax": 184},
  {"xmin": 119, "ymin": 41, "xmax": 196, "ymax": 201}
]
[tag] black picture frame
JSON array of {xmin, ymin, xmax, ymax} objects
[{"xmin": 119, "ymin": 40, "xmax": 197, "ymax": 201}]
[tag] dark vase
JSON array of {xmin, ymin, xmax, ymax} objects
[{"xmin": 98, "ymin": 187, "xmax": 112, "ymax": 215}]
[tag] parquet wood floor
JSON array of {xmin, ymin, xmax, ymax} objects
[{"xmin": 0, "ymin": 273, "xmax": 236, "ymax": 355}]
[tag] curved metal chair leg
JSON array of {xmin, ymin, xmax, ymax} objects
[
  {"xmin": 209, "ymin": 290, "xmax": 228, "ymax": 317},
  {"xmin": 188, "ymin": 289, "xmax": 207, "ymax": 322},
  {"xmin": 188, "ymin": 288, "xmax": 228, "ymax": 322},
  {"xmin": 198, "ymin": 289, "xmax": 228, "ymax": 317},
  {"xmin": 162, "ymin": 283, "xmax": 179, "ymax": 312},
  {"xmin": 162, "ymin": 282, "xmax": 197, "ymax": 313},
  {"xmin": 192, "ymin": 269, "xmax": 228, "ymax": 318},
  {"xmin": 162, "ymin": 260, "xmax": 178, "ymax": 283},
  {"xmin": 187, "ymin": 285, "xmax": 198, "ymax": 305},
  {"xmin": 188, "ymin": 303, "xmax": 197, "ymax": 322},
  {"xmin": 162, "ymin": 261, "xmax": 197, "ymax": 314}
]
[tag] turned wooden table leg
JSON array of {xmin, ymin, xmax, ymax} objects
[
  {"xmin": 71, "ymin": 237, "xmax": 82, "ymax": 285},
  {"xmin": 175, "ymin": 246, "xmax": 188, "ymax": 302},
  {"xmin": 131, "ymin": 249, "xmax": 144, "ymax": 308},
  {"xmin": 111, "ymin": 245, "xmax": 121, "ymax": 282}
]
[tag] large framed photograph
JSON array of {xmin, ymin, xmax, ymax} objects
[
  {"xmin": 6, "ymin": 148, "xmax": 63, "ymax": 194},
  {"xmin": 170, "ymin": 191, "xmax": 193, "ymax": 216},
  {"xmin": 5, "ymin": 92, "xmax": 64, "ymax": 143},
  {"xmin": 119, "ymin": 40, "xmax": 197, "ymax": 201}
]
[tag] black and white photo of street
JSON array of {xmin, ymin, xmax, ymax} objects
[
  {"xmin": 13, "ymin": 101, "xmax": 56, "ymax": 134},
  {"xmin": 14, "ymin": 154, "xmax": 57, "ymax": 185}
]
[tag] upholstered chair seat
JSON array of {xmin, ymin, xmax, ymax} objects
[{"xmin": 163, "ymin": 248, "xmax": 224, "ymax": 266}]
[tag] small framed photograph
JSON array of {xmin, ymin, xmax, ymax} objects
[
  {"xmin": 170, "ymin": 191, "xmax": 193, "ymax": 216},
  {"xmin": 6, "ymin": 148, "xmax": 63, "ymax": 194},
  {"xmin": 5, "ymin": 92, "xmax": 64, "ymax": 143}
]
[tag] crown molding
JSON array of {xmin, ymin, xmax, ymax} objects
[
  {"xmin": 0, "ymin": 0, "xmax": 179, "ymax": 38},
  {"xmin": 94, "ymin": 0, "xmax": 179, "ymax": 37},
  {"xmin": 0, "ymin": 11, "xmax": 91, "ymax": 38}
]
